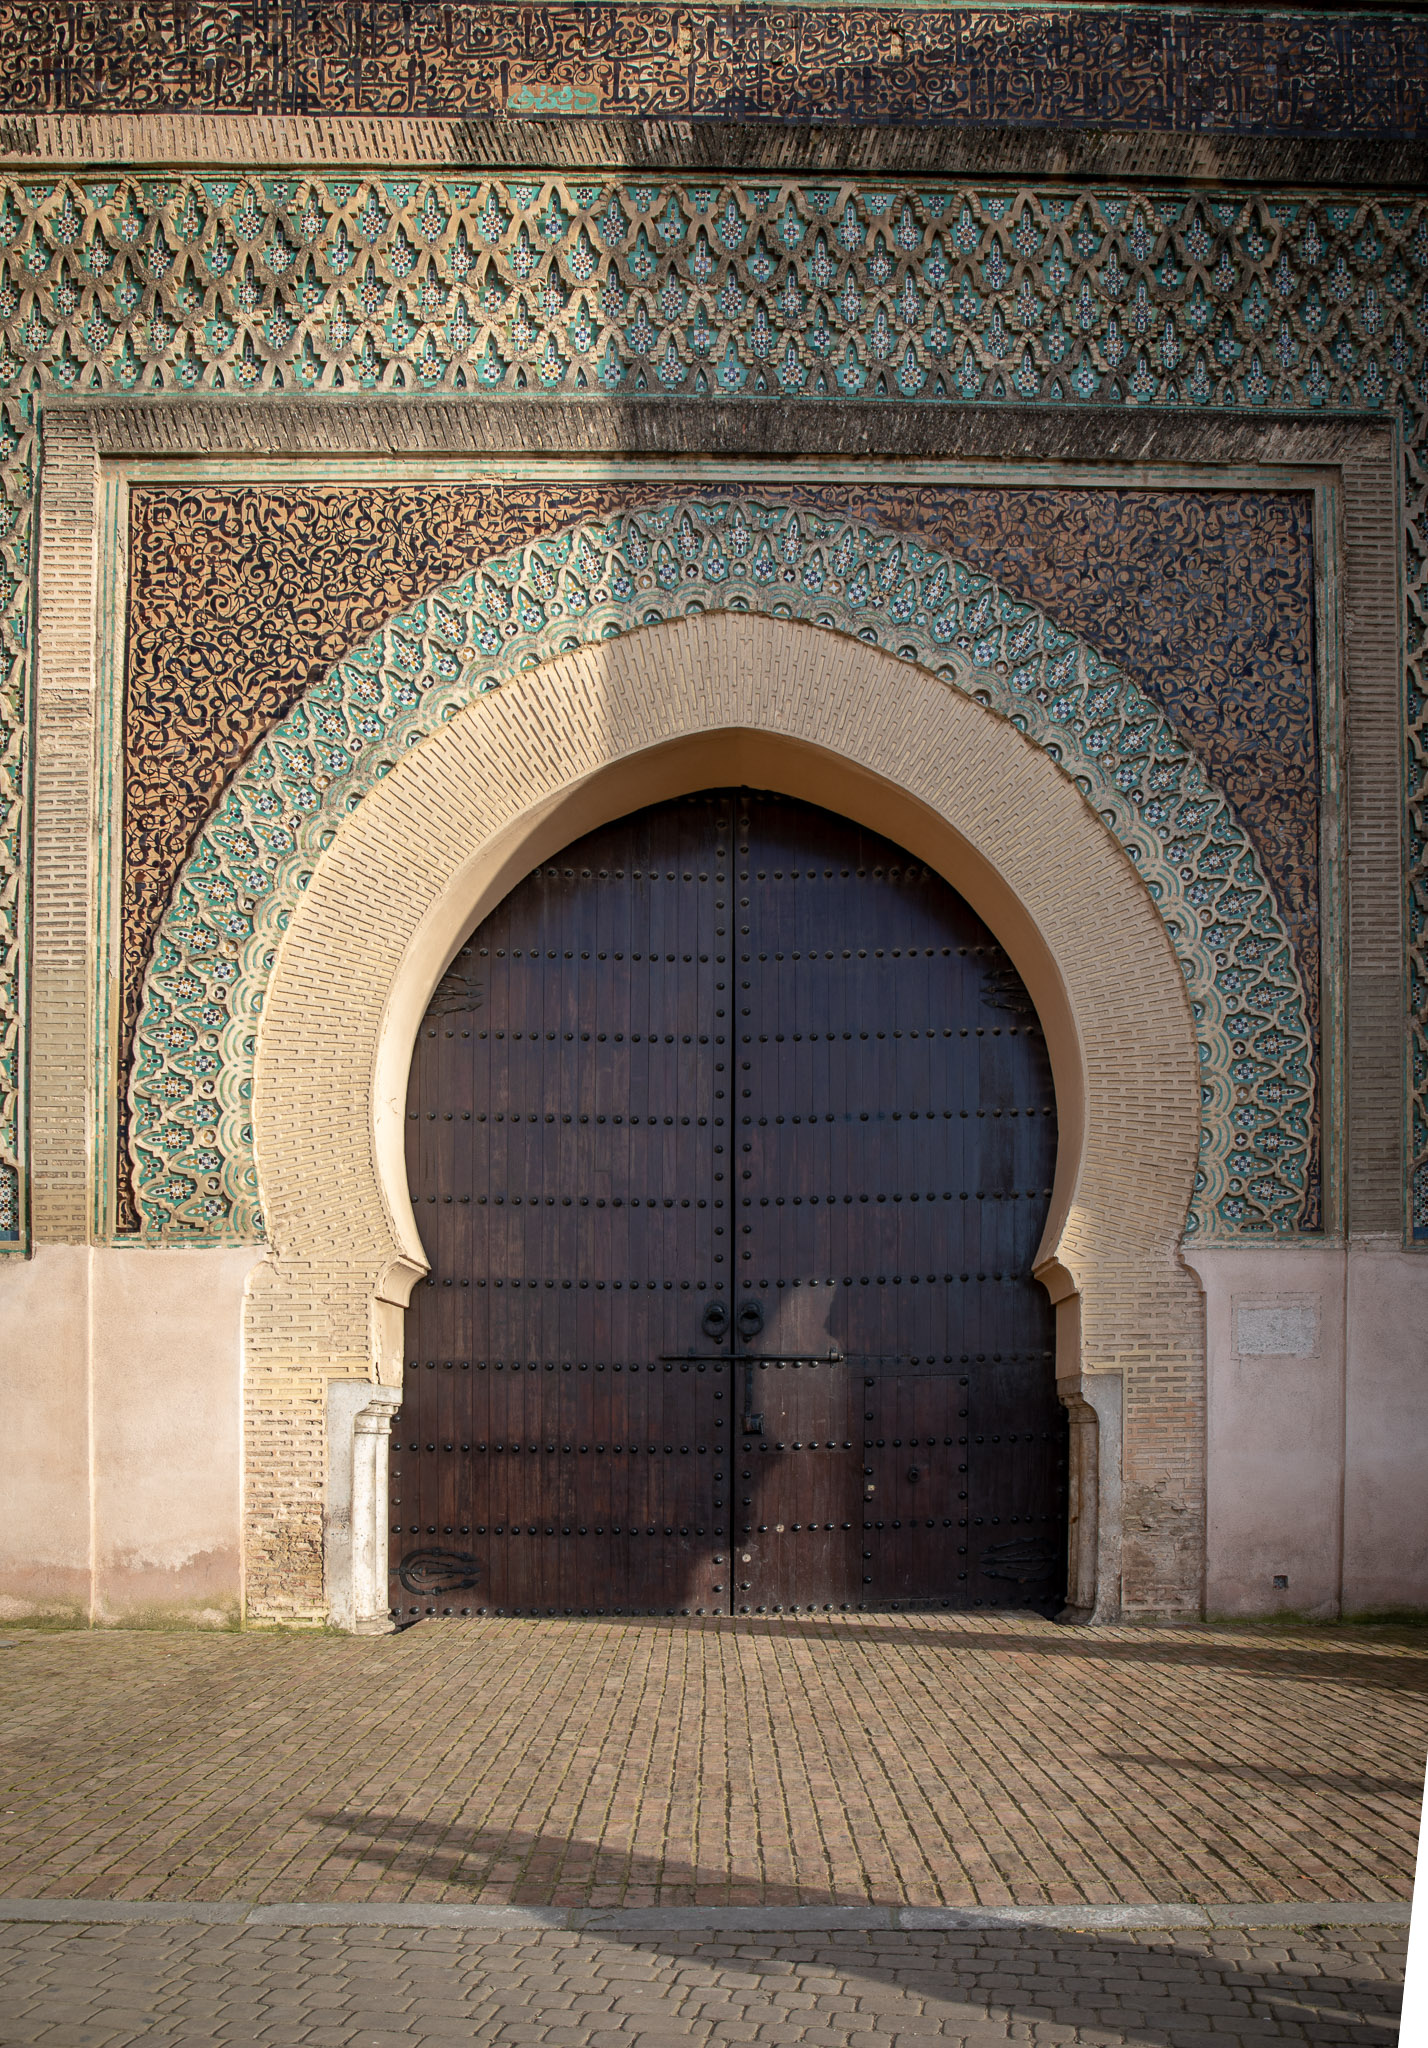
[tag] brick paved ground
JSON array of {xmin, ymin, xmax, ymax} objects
[
  {"xmin": 0, "ymin": 1615, "xmax": 1423, "ymax": 1908},
  {"xmin": 0, "ymin": 1922, "xmax": 1406, "ymax": 2045}
]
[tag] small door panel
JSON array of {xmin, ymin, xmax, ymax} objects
[{"xmin": 735, "ymin": 1358, "xmax": 861, "ymax": 1611}]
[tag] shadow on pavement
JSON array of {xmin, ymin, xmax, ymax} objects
[
  {"xmin": 581, "ymin": 1922, "xmax": 1406, "ymax": 2046},
  {"xmin": 601, "ymin": 1612, "xmax": 1428, "ymax": 1694},
  {"xmin": 1100, "ymin": 1751, "xmax": 1422, "ymax": 1800},
  {"xmin": 0, "ymin": 1915, "xmax": 1403, "ymax": 2047},
  {"xmin": 298, "ymin": 1798, "xmax": 1411, "ymax": 1931}
]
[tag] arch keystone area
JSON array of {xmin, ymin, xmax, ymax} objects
[{"xmin": 243, "ymin": 612, "xmax": 1204, "ymax": 1625}]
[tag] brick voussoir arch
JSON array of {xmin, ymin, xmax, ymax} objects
[{"xmin": 245, "ymin": 612, "xmax": 1203, "ymax": 1625}]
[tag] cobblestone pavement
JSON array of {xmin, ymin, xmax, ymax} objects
[
  {"xmin": 0, "ymin": 1616, "xmax": 1423, "ymax": 1908},
  {"xmin": 0, "ymin": 1922, "xmax": 1406, "ymax": 2046}
]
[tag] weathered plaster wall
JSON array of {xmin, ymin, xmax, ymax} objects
[
  {"xmin": 0, "ymin": 1246, "xmax": 257, "ymax": 1625},
  {"xmin": 1343, "ymin": 1245, "xmax": 1428, "ymax": 1616},
  {"xmin": 0, "ymin": 1247, "xmax": 91, "ymax": 1621},
  {"xmin": 1191, "ymin": 1244, "xmax": 1428, "ymax": 1619}
]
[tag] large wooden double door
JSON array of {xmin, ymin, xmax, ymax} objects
[{"xmin": 391, "ymin": 789, "xmax": 1066, "ymax": 1623}]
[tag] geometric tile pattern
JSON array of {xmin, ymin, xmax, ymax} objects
[
  {"xmin": 117, "ymin": 480, "xmax": 1319, "ymax": 1235},
  {"xmin": 128, "ymin": 497, "xmax": 1315, "ymax": 1245},
  {"xmin": 0, "ymin": 171, "xmax": 1422, "ymax": 1239}
]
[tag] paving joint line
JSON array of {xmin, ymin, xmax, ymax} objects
[{"xmin": 0, "ymin": 1899, "xmax": 1410, "ymax": 1932}]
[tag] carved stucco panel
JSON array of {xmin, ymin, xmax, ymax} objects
[{"xmin": 129, "ymin": 497, "xmax": 1314, "ymax": 1246}]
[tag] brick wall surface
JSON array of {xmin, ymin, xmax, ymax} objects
[
  {"xmin": 31, "ymin": 417, "xmax": 99, "ymax": 1245},
  {"xmin": 1341, "ymin": 441, "xmax": 1405, "ymax": 1239}
]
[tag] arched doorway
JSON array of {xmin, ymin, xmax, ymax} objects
[
  {"xmin": 393, "ymin": 787, "xmax": 1065, "ymax": 1623},
  {"xmin": 241, "ymin": 614, "xmax": 1206, "ymax": 1631}
]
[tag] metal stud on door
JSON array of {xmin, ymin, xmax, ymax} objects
[
  {"xmin": 731, "ymin": 793, "xmax": 1065, "ymax": 1616},
  {"xmin": 395, "ymin": 793, "xmax": 735, "ymax": 1621},
  {"xmin": 395, "ymin": 789, "xmax": 1065, "ymax": 1623}
]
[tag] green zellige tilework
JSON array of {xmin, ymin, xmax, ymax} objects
[{"xmin": 0, "ymin": 174, "xmax": 1423, "ymax": 1244}]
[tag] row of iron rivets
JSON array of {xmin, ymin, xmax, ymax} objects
[
  {"xmin": 739, "ymin": 1112, "xmax": 1043, "ymax": 1124},
  {"xmin": 400, "ymin": 1351, "xmax": 1047, "ymax": 1368},
  {"xmin": 393, "ymin": 1519, "xmax": 1060, "ymax": 1533},
  {"xmin": 401, "ymin": 1442, "xmax": 714, "ymax": 1452},
  {"xmin": 491, "ymin": 872, "xmax": 943, "ymax": 885},
  {"xmin": 865, "ymin": 1517, "xmax": 1065, "ymax": 1530},
  {"xmin": 741, "ymin": 1188, "xmax": 1051, "ymax": 1199},
  {"xmin": 396, "ymin": 1434, "xmax": 1019, "ymax": 1449},
  {"xmin": 732, "ymin": 1606, "xmax": 971, "ymax": 1614},
  {"xmin": 474, "ymin": 951, "xmax": 724, "ymax": 962},
  {"xmin": 429, "ymin": 1276, "xmax": 732, "ymax": 1287},
  {"xmin": 757, "ymin": 1441, "xmax": 942, "ymax": 1456},
  {"xmin": 420, "ymin": 1121, "xmax": 721, "ymax": 1132},
  {"xmin": 421, "ymin": 1027, "xmax": 1032, "ymax": 1045},
  {"xmin": 422, "ymin": 1030, "xmax": 724, "ymax": 1041},
  {"xmin": 418, "ymin": 1351, "xmax": 731, "ymax": 1377},
  {"xmin": 740, "ymin": 1030, "xmax": 1036, "ymax": 1040},
  {"xmin": 419, "ymin": 1037, "xmax": 722, "ymax": 1047},
  {"xmin": 863, "ymin": 1435, "xmax": 965, "ymax": 1445},
  {"xmin": 404, "ymin": 1364, "xmax": 721, "ymax": 1374},
  {"xmin": 433, "ymin": 942, "xmax": 1011, "ymax": 961},
  {"xmin": 414, "ymin": 1113, "xmax": 1044, "ymax": 1127},
  {"xmin": 417, "ymin": 1188, "xmax": 1048, "ymax": 1201},
  {"xmin": 405, "ymin": 1438, "xmax": 1003, "ymax": 1460},
  {"xmin": 417, "ymin": 1051, "xmax": 1032, "ymax": 1063},
  {"xmin": 423, "ymin": 1273, "xmax": 1034, "ymax": 1285},
  {"xmin": 393, "ymin": 1525, "xmax": 715, "ymax": 1537},
  {"xmin": 405, "ymin": 1351, "xmax": 1043, "ymax": 1362}
]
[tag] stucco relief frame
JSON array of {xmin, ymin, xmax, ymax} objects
[
  {"xmin": 34, "ymin": 396, "xmax": 1397, "ymax": 1628},
  {"xmin": 114, "ymin": 457, "xmax": 1341, "ymax": 1251},
  {"xmin": 93, "ymin": 436, "xmax": 1359, "ymax": 1247}
]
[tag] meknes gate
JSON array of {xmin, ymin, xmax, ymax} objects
[{"xmin": 0, "ymin": 5, "xmax": 1424, "ymax": 1633}]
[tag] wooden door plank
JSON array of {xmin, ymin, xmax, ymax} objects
[{"xmin": 395, "ymin": 788, "xmax": 1064, "ymax": 1626}]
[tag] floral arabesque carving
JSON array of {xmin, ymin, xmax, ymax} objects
[
  {"xmin": 0, "ymin": 171, "xmax": 1421, "ymax": 1243},
  {"xmin": 128, "ymin": 499, "xmax": 1314, "ymax": 1248},
  {"xmin": 116, "ymin": 480, "xmax": 1321, "ymax": 1239}
]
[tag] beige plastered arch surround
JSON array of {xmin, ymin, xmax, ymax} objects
[{"xmin": 246, "ymin": 612, "xmax": 1204, "ymax": 1629}]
